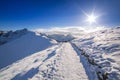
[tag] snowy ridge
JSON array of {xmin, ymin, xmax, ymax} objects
[
  {"xmin": 0, "ymin": 28, "xmax": 28, "ymax": 45},
  {"xmin": 0, "ymin": 30, "xmax": 53, "ymax": 69},
  {"xmin": 0, "ymin": 27, "xmax": 120, "ymax": 80}
]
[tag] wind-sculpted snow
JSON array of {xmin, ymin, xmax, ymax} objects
[
  {"xmin": 0, "ymin": 31, "xmax": 52, "ymax": 69},
  {"xmin": 72, "ymin": 27, "xmax": 120, "ymax": 80}
]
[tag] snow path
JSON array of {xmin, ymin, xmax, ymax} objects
[
  {"xmin": 31, "ymin": 42, "xmax": 88, "ymax": 80},
  {"xmin": 0, "ymin": 43, "xmax": 89, "ymax": 80}
]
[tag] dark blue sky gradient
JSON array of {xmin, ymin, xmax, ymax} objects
[{"xmin": 0, "ymin": 0, "xmax": 120, "ymax": 30}]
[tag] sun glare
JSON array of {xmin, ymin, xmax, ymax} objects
[
  {"xmin": 87, "ymin": 14, "xmax": 96, "ymax": 24},
  {"xmin": 82, "ymin": 10, "xmax": 99, "ymax": 24}
]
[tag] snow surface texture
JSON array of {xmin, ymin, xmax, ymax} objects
[
  {"xmin": 0, "ymin": 42, "xmax": 90, "ymax": 80},
  {"xmin": 0, "ymin": 27, "xmax": 120, "ymax": 80},
  {"xmin": 72, "ymin": 27, "xmax": 120, "ymax": 80},
  {"xmin": 0, "ymin": 30, "xmax": 52, "ymax": 69}
]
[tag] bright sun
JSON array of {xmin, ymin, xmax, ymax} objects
[
  {"xmin": 87, "ymin": 15, "xmax": 96, "ymax": 24},
  {"xmin": 82, "ymin": 10, "xmax": 98, "ymax": 24}
]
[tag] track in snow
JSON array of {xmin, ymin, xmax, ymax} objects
[{"xmin": 0, "ymin": 42, "xmax": 89, "ymax": 80}]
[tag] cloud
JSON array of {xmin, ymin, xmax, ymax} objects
[{"xmin": 33, "ymin": 26, "xmax": 107, "ymax": 33}]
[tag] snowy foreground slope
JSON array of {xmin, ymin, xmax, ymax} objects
[
  {"xmin": 0, "ymin": 27, "xmax": 120, "ymax": 80},
  {"xmin": 72, "ymin": 27, "xmax": 120, "ymax": 80}
]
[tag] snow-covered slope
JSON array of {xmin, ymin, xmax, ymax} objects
[
  {"xmin": 72, "ymin": 27, "xmax": 120, "ymax": 80},
  {"xmin": 0, "ymin": 43, "xmax": 90, "ymax": 80},
  {"xmin": 0, "ymin": 27, "xmax": 120, "ymax": 80},
  {"xmin": 0, "ymin": 30, "xmax": 52, "ymax": 69},
  {"xmin": 0, "ymin": 28, "xmax": 28, "ymax": 45}
]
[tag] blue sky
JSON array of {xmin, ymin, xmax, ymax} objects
[{"xmin": 0, "ymin": 0, "xmax": 120, "ymax": 30}]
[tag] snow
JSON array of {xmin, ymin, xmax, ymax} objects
[
  {"xmin": 72, "ymin": 27, "xmax": 120, "ymax": 80},
  {"xmin": 0, "ymin": 28, "xmax": 28, "ymax": 45},
  {"xmin": 41, "ymin": 32, "xmax": 75, "ymax": 42},
  {"xmin": 71, "ymin": 43, "xmax": 98, "ymax": 80},
  {"xmin": 30, "ymin": 43, "xmax": 89, "ymax": 80},
  {"xmin": 0, "ymin": 42, "xmax": 89, "ymax": 80},
  {"xmin": 0, "ymin": 44, "xmax": 59, "ymax": 80},
  {"xmin": 0, "ymin": 31, "xmax": 52, "ymax": 69},
  {"xmin": 0, "ymin": 27, "xmax": 120, "ymax": 80}
]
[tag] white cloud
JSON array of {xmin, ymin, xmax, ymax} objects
[{"xmin": 32, "ymin": 26, "xmax": 107, "ymax": 33}]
